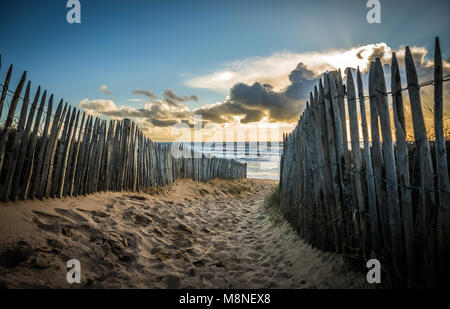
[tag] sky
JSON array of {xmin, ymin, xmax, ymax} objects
[{"xmin": 0, "ymin": 0, "xmax": 449, "ymax": 141}]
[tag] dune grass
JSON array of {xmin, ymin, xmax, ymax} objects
[{"xmin": 263, "ymin": 187, "xmax": 284, "ymax": 225}]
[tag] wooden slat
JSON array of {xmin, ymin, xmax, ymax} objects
[
  {"xmin": 433, "ymin": 37, "xmax": 450, "ymax": 251},
  {"xmin": 311, "ymin": 92, "xmax": 326, "ymax": 248},
  {"xmin": 405, "ymin": 46, "xmax": 437, "ymax": 288},
  {"xmin": 56, "ymin": 108, "xmax": 78, "ymax": 197},
  {"xmin": 321, "ymin": 75, "xmax": 344, "ymax": 253},
  {"xmin": 308, "ymin": 98, "xmax": 326, "ymax": 249},
  {"xmin": 84, "ymin": 117, "xmax": 98, "ymax": 195},
  {"xmin": 10, "ymin": 86, "xmax": 41, "ymax": 200},
  {"xmin": 391, "ymin": 53, "xmax": 415, "ymax": 286},
  {"xmin": 0, "ymin": 70, "xmax": 27, "ymax": 175},
  {"xmin": 0, "ymin": 64, "xmax": 13, "ymax": 121},
  {"xmin": 357, "ymin": 67, "xmax": 382, "ymax": 260},
  {"xmin": 97, "ymin": 120, "xmax": 107, "ymax": 191},
  {"xmin": 92, "ymin": 120, "xmax": 106, "ymax": 193},
  {"xmin": 22, "ymin": 91, "xmax": 47, "ymax": 199},
  {"xmin": 104, "ymin": 120, "xmax": 114, "ymax": 191},
  {"xmin": 368, "ymin": 62, "xmax": 390, "ymax": 249},
  {"xmin": 65, "ymin": 112, "xmax": 85, "ymax": 196},
  {"xmin": 29, "ymin": 94, "xmax": 53, "ymax": 198},
  {"xmin": 120, "ymin": 119, "xmax": 131, "ymax": 190},
  {"xmin": 39, "ymin": 100, "xmax": 66, "ymax": 199},
  {"xmin": 61, "ymin": 109, "xmax": 80, "ymax": 196},
  {"xmin": 337, "ymin": 70, "xmax": 360, "ymax": 246},
  {"xmin": 51, "ymin": 106, "xmax": 73, "ymax": 197},
  {"xmin": 374, "ymin": 58, "xmax": 405, "ymax": 282},
  {"xmin": 346, "ymin": 69, "xmax": 368, "ymax": 257},
  {"xmin": 330, "ymin": 72, "xmax": 357, "ymax": 254},
  {"xmin": 316, "ymin": 84, "xmax": 340, "ymax": 252},
  {"xmin": 73, "ymin": 115, "xmax": 92, "ymax": 196},
  {"xmin": 2, "ymin": 81, "xmax": 31, "ymax": 201},
  {"xmin": 89, "ymin": 119, "xmax": 100, "ymax": 193}
]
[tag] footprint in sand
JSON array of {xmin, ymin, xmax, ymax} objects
[
  {"xmin": 76, "ymin": 209, "xmax": 110, "ymax": 224},
  {"xmin": 31, "ymin": 211, "xmax": 73, "ymax": 234},
  {"xmin": 76, "ymin": 224, "xmax": 101, "ymax": 242},
  {"xmin": 32, "ymin": 217, "xmax": 61, "ymax": 234},
  {"xmin": 105, "ymin": 202, "xmax": 115, "ymax": 212},
  {"xmin": 192, "ymin": 259, "xmax": 206, "ymax": 267},
  {"xmin": 54, "ymin": 208, "xmax": 89, "ymax": 223},
  {"xmin": 46, "ymin": 238, "xmax": 64, "ymax": 250},
  {"xmin": 213, "ymin": 241, "xmax": 227, "ymax": 251},
  {"xmin": 124, "ymin": 195, "xmax": 147, "ymax": 201},
  {"xmin": 172, "ymin": 238, "xmax": 192, "ymax": 248},
  {"xmin": 151, "ymin": 247, "xmax": 172, "ymax": 261},
  {"xmin": 132, "ymin": 214, "xmax": 152, "ymax": 226},
  {"xmin": 162, "ymin": 274, "xmax": 182, "ymax": 288},
  {"xmin": 0, "ymin": 241, "xmax": 32, "ymax": 269},
  {"xmin": 174, "ymin": 223, "xmax": 194, "ymax": 236},
  {"xmin": 200, "ymin": 227, "xmax": 211, "ymax": 234}
]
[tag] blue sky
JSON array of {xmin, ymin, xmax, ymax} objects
[{"xmin": 0, "ymin": 0, "xmax": 449, "ymax": 140}]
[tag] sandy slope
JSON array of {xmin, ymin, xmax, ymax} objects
[{"xmin": 0, "ymin": 178, "xmax": 368, "ymax": 288}]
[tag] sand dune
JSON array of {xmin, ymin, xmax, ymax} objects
[{"xmin": 0, "ymin": 179, "xmax": 369, "ymax": 288}]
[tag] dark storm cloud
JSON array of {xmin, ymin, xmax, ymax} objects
[
  {"xmin": 284, "ymin": 63, "xmax": 318, "ymax": 100},
  {"xmin": 147, "ymin": 119, "xmax": 180, "ymax": 127},
  {"xmin": 163, "ymin": 89, "xmax": 198, "ymax": 105},
  {"xmin": 194, "ymin": 62, "xmax": 318, "ymax": 124},
  {"xmin": 132, "ymin": 89, "xmax": 158, "ymax": 100}
]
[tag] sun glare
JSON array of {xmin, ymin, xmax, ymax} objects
[
  {"xmin": 215, "ymin": 71, "xmax": 234, "ymax": 81},
  {"xmin": 322, "ymin": 43, "xmax": 392, "ymax": 73}
]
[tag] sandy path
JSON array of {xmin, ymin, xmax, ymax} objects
[{"xmin": 0, "ymin": 179, "xmax": 368, "ymax": 288}]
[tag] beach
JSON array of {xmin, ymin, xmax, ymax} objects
[{"xmin": 0, "ymin": 178, "xmax": 368, "ymax": 289}]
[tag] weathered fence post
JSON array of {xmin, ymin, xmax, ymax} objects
[
  {"xmin": 346, "ymin": 69, "xmax": 368, "ymax": 258},
  {"xmin": 357, "ymin": 67, "xmax": 382, "ymax": 259},
  {"xmin": 433, "ymin": 37, "xmax": 450, "ymax": 252},
  {"xmin": 39, "ymin": 100, "xmax": 66, "ymax": 199},
  {"xmin": 10, "ymin": 86, "xmax": 41, "ymax": 201},
  {"xmin": 368, "ymin": 62, "xmax": 390, "ymax": 251},
  {"xmin": 374, "ymin": 58, "xmax": 405, "ymax": 282},
  {"xmin": 2, "ymin": 80, "xmax": 31, "ymax": 201},
  {"xmin": 29, "ymin": 94, "xmax": 54, "ymax": 199},
  {"xmin": 0, "ymin": 64, "xmax": 13, "ymax": 121},
  {"xmin": 0, "ymin": 70, "xmax": 27, "ymax": 176},
  {"xmin": 405, "ymin": 46, "xmax": 437, "ymax": 288},
  {"xmin": 391, "ymin": 53, "xmax": 415, "ymax": 287}
]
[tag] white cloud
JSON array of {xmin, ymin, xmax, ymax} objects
[
  {"xmin": 184, "ymin": 43, "xmax": 396, "ymax": 92},
  {"xmin": 79, "ymin": 99, "xmax": 117, "ymax": 113},
  {"xmin": 99, "ymin": 84, "xmax": 111, "ymax": 95}
]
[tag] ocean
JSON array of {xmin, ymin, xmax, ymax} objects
[{"xmin": 167, "ymin": 142, "xmax": 283, "ymax": 181}]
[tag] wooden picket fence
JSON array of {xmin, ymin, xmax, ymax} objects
[
  {"xmin": 279, "ymin": 37, "xmax": 449, "ymax": 288},
  {"xmin": 0, "ymin": 58, "xmax": 247, "ymax": 202}
]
